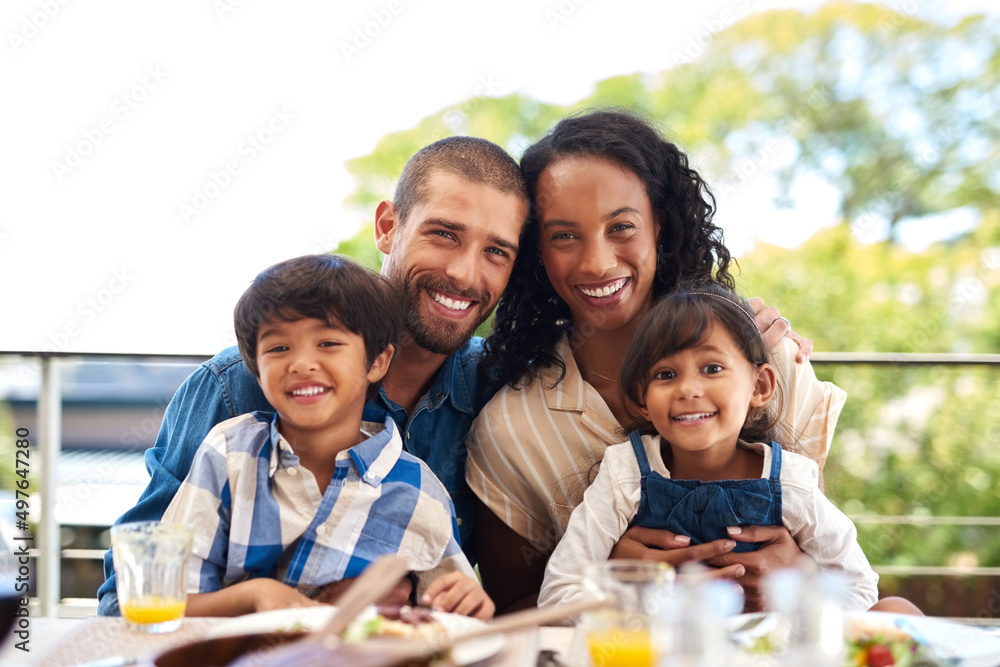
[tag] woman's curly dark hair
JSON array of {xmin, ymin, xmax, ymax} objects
[{"xmin": 481, "ymin": 109, "xmax": 734, "ymax": 389}]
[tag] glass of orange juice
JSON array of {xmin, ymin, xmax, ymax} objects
[
  {"xmin": 580, "ymin": 560, "xmax": 674, "ymax": 667},
  {"xmin": 111, "ymin": 521, "xmax": 193, "ymax": 633}
]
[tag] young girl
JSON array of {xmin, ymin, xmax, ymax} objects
[{"xmin": 540, "ymin": 284, "xmax": 901, "ymax": 613}]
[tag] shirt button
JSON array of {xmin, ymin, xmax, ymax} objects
[
  {"xmin": 287, "ymin": 468, "xmax": 298, "ymax": 476},
  {"xmin": 456, "ymin": 518, "xmax": 463, "ymax": 526},
  {"xmin": 316, "ymin": 525, "xmax": 326, "ymax": 536},
  {"xmin": 435, "ymin": 392, "xmax": 444, "ymax": 400},
  {"xmin": 406, "ymin": 432, "xmax": 411, "ymax": 440}
]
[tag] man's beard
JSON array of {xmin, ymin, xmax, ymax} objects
[{"xmin": 400, "ymin": 276, "xmax": 492, "ymax": 355}]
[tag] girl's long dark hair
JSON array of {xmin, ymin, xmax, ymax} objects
[{"xmin": 481, "ymin": 110, "xmax": 733, "ymax": 389}]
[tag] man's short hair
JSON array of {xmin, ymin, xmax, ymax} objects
[
  {"xmin": 234, "ymin": 254, "xmax": 402, "ymax": 400},
  {"xmin": 393, "ymin": 136, "xmax": 527, "ymax": 224}
]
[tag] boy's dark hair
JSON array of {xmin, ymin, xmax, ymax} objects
[
  {"xmin": 619, "ymin": 282, "xmax": 785, "ymax": 445},
  {"xmin": 393, "ymin": 136, "xmax": 528, "ymax": 224},
  {"xmin": 234, "ymin": 254, "xmax": 402, "ymax": 401}
]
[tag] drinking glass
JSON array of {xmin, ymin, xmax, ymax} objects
[
  {"xmin": 765, "ymin": 564, "xmax": 848, "ymax": 667},
  {"xmin": 580, "ymin": 560, "xmax": 674, "ymax": 667},
  {"xmin": 653, "ymin": 564, "xmax": 743, "ymax": 667},
  {"xmin": 111, "ymin": 521, "xmax": 193, "ymax": 633}
]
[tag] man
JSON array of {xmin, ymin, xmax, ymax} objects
[{"xmin": 98, "ymin": 136, "xmax": 529, "ymax": 615}]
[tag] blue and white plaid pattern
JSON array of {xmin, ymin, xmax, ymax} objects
[{"xmin": 161, "ymin": 413, "xmax": 474, "ymax": 598}]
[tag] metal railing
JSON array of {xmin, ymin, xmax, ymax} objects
[{"xmin": 3, "ymin": 349, "xmax": 1000, "ymax": 616}]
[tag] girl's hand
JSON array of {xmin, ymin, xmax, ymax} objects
[
  {"xmin": 705, "ymin": 525, "xmax": 805, "ymax": 612},
  {"xmin": 421, "ymin": 572, "xmax": 495, "ymax": 620},
  {"xmin": 609, "ymin": 526, "xmax": 745, "ymax": 579},
  {"xmin": 747, "ymin": 296, "xmax": 813, "ymax": 362}
]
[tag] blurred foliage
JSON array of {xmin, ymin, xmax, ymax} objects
[
  {"xmin": 0, "ymin": 402, "xmax": 16, "ymax": 493},
  {"xmin": 739, "ymin": 221, "xmax": 1000, "ymax": 572},
  {"xmin": 331, "ymin": 2, "xmax": 1000, "ymax": 581}
]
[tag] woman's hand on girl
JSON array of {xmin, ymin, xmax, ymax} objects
[
  {"xmin": 609, "ymin": 525, "xmax": 745, "ymax": 580},
  {"xmin": 705, "ymin": 524, "xmax": 806, "ymax": 612},
  {"xmin": 748, "ymin": 297, "xmax": 814, "ymax": 362}
]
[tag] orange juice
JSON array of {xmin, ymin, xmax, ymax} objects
[
  {"xmin": 121, "ymin": 595, "xmax": 186, "ymax": 625},
  {"xmin": 586, "ymin": 627, "xmax": 654, "ymax": 667}
]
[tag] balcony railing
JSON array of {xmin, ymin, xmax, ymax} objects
[{"xmin": 3, "ymin": 349, "xmax": 1000, "ymax": 617}]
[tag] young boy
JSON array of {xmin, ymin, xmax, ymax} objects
[{"xmin": 159, "ymin": 254, "xmax": 493, "ymax": 619}]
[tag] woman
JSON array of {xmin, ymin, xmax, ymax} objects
[{"xmin": 466, "ymin": 110, "xmax": 845, "ymax": 612}]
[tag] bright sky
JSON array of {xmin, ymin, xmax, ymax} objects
[{"xmin": 1, "ymin": 0, "xmax": 992, "ymax": 356}]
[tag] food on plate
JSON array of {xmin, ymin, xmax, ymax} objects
[
  {"xmin": 730, "ymin": 613, "xmax": 935, "ymax": 666},
  {"xmin": 344, "ymin": 605, "xmax": 450, "ymax": 642},
  {"xmin": 845, "ymin": 616, "xmax": 929, "ymax": 667}
]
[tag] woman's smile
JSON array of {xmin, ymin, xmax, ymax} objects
[
  {"xmin": 537, "ymin": 156, "xmax": 660, "ymax": 332},
  {"xmin": 576, "ymin": 277, "xmax": 629, "ymax": 300}
]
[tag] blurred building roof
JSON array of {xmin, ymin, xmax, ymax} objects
[{"xmin": 1, "ymin": 359, "xmax": 203, "ymax": 406}]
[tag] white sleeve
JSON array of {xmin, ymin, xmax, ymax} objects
[
  {"xmin": 538, "ymin": 445, "xmax": 641, "ymax": 609},
  {"xmin": 781, "ymin": 453, "xmax": 879, "ymax": 611}
]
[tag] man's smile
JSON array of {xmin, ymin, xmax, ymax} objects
[{"xmin": 429, "ymin": 289, "xmax": 473, "ymax": 311}]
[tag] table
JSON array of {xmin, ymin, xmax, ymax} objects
[
  {"xmin": 0, "ymin": 616, "xmax": 577, "ymax": 667},
  {"xmin": 5, "ymin": 615, "xmax": 998, "ymax": 666}
]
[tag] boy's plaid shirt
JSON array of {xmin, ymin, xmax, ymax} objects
[{"xmin": 161, "ymin": 413, "xmax": 473, "ymax": 599}]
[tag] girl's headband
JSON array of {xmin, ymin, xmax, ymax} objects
[{"xmin": 687, "ymin": 292, "xmax": 764, "ymax": 343}]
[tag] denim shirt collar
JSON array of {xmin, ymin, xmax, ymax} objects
[
  {"xmin": 378, "ymin": 340, "xmax": 480, "ymax": 416},
  {"xmin": 435, "ymin": 346, "xmax": 476, "ymax": 414}
]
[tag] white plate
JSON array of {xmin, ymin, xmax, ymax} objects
[{"xmin": 206, "ymin": 605, "xmax": 505, "ymax": 665}]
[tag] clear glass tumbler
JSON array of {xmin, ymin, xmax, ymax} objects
[
  {"xmin": 580, "ymin": 560, "xmax": 675, "ymax": 667},
  {"xmin": 111, "ymin": 521, "xmax": 193, "ymax": 633}
]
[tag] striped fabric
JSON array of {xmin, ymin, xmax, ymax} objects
[
  {"xmin": 465, "ymin": 336, "xmax": 846, "ymax": 553},
  {"xmin": 162, "ymin": 413, "xmax": 474, "ymax": 599}
]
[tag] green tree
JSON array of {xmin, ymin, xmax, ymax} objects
[{"xmin": 336, "ymin": 4, "xmax": 1000, "ymax": 254}]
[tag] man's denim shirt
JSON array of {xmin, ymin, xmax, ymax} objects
[{"xmin": 97, "ymin": 340, "xmax": 491, "ymax": 616}]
